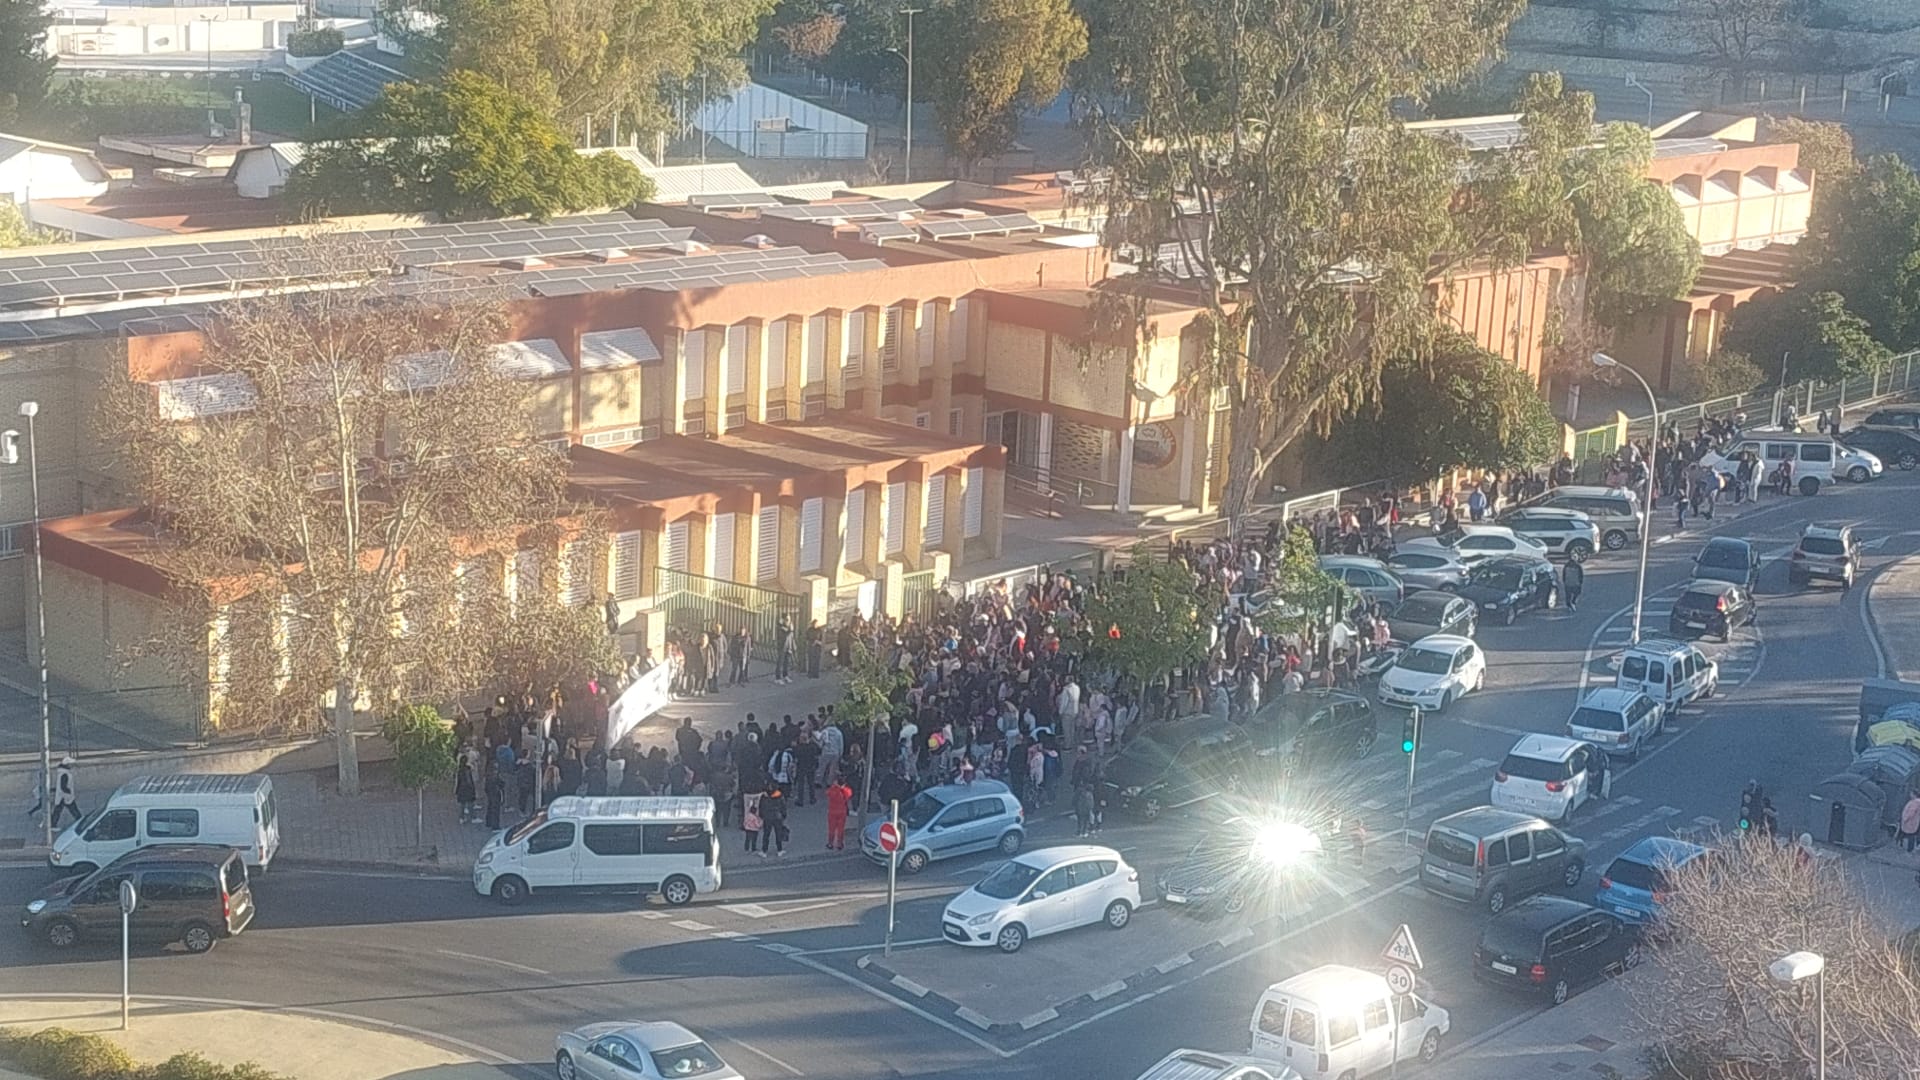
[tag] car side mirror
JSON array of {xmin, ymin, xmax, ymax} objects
[{"xmin": 1030, "ymin": 890, "xmax": 1049, "ymax": 901}]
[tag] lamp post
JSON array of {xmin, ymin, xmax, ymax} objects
[
  {"xmin": 1591, "ymin": 354, "xmax": 1655, "ymax": 645},
  {"xmin": 893, "ymin": 8, "xmax": 923, "ymax": 184},
  {"xmin": 1624, "ymin": 75, "xmax": 1654, "ymax": 129},
  {"xmin": 1769, "ymin": 950, "xmax": 1826, "ymax": 1080},
  {"xmin": 1881, "ymin": 71, "xmax": 1900, "ymax": 117},
  {"xmin": 13, "ymin": 403, "xmax": 48, "ymax": 845}
]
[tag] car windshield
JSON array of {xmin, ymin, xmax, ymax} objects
[
  {"xmin": 1397, "ymin": 597, "xmax": 1451, "ymax": 622},
  {"xmin": 1570, "ymin": 706, "xmax": 1626, "ymax": 732},
  {"xmin": 1500, "ymin": 754, "xmax": 1569, "ymax": 781},
  {"xmin": 901, "ymin": 792, "xmax": 947, "ymax": 829},
  {"xmin": 1431, "ymin": 528, "xmax": 1466, "ymax": 549},
  {"xmin": 1426, "ymin": 830, "xmax": 1476, "ymax": 867},
  {"xmin": 649, "ymin": 1041, "xmax": 726, "ymax": 1077},
  {"xmin": 1604, "ymin": 857, "xmax": 1666, "ymax": 893},
  {"xmin": 974, "ymin": 860, "xmax": 1044, "ymax": 900},
  {"xmin": 504, "ymin": 811, "xmax": 548, "ymax": 845},
  {"xmin": 1469, "ymin": 565, "xmax": 1523, "ymax": 591},
  {"xmin": 1391, "ymin": 554, "xmax": 1442, "ymax": 570},
  {"xmin": 1480, "ymin": 918, "xmax": 1544, "ymax": 960},
  {"xmin": 1396, "ymin": 648, "xmax": 1455, "ymax": 675},
  {"xmin": 1801, "ymin": 537, "xmax": 1846, "ymax": 555},
  {"xmin": 1698, "ymin": 544, "xmax": 1745, "ymax": 568}
]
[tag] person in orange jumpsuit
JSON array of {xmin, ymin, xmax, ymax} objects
[{"xmin": 825, "ymin": 774, "xmax": 853, "ymax": 850}]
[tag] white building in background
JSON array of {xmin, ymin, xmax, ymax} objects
[{"xmin": 691, "ymin": 83, "xmax": 868, "ymax": 161}]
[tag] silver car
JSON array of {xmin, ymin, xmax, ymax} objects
[
  {"xmin": 556, "ymin": 1022, "xmax": 742, "ymax": 1080},
  {"xmin": 1319, "ymin": 555, "xmax": 1406, "ymax": 606},
  {"xmin": 1496, "ymin": 507, "xmax": 1601, "ymax": 562},
  {"xmin": 1386, "ymin": 549, "xmax": 1472, "ymax": 591}
]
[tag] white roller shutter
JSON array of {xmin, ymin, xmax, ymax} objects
[
  {"xmin": 917, "ymin": 305, "xmax": 937, "ymax": 369},
  {"xmin": 799, "ymin": 497, "xmax": 823, "ymax": 573},
  {"xmin": 512, "ymin": 549, "xmax": 541, "ymax": 611},
  {"xmin": 964, "ymin": 467, "xmax": 985, "ymax": 538},
  {"xmin": 924, "ymin": 474, "xmax": 947, "ymax": 547},
  {"xmin": 559, "ymin": 538, "xmax": 592, "ymax": 606},
  {"xmin": 843, "ymin": 310, "xmax": 865, "ymax": 375},
  {"xmin": 681, "ymin": 329, "xmax": 706, "ymax": 400},
  {"xmin": 951, "ymin": 298, "xmax": 973, "ymax": 367},
  {"xmin": 805, "ymin": 315, "xmax": 826, "ymax": 384},
  {"xmin": 725, "ymin": 324, "xmax": 749, "ymax": 396},
  {"xmin": 755, "ymin": 505, "xmax": 779, "ymax": 583},
  {"xmin": 710, "ymin": 513, "xmax": 735, "ymax": 580},
  {"xmin": 766, "ymin": 319, "xmax": 788, "ymax": 391},
  {"xmin": 611, "ymin": 530, "xmax": 643, "ymax": 599},
  {"xmin": 880, "ymin": 306, "xmax": 901, "ymax": 372},
  {"xmin": 665, "ymin": 521, "xmax": 690, "ymax": 572},
  {"xmin": 844, "ymin": 489, "xmax": 866, "ymax": 564},
  {"xmin": 885, "ymin": 481, "xmax": 906, "ymax": 555}
]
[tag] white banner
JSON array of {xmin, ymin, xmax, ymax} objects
[{"xmin": 606, "ymin": 663, "xmax": 674, "ymax": 748}]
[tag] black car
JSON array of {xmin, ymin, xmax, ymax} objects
[
  {"xmin": 1102, "ymin": 718, "xmax": 1253, "ymax": 820},
  {"xmin": 1840, "ymin": 426, "xmax": 1920, "ymax": 471},
  {"xmin": 1668, "ymin": 579, "xmax": 1754, "ymax": 641},
  {"xmin": 1691, "ymin": 537, "xmax": 1759, "ymax": 590},
  {"xmin": 1156, "ymin": 816, "xmax": 1313, "ymax": 916},
  {"xmin": 1473, "ymin": 895, "xmax": 1640, "ymax": 1005},
  {"xmin": 21, "ymin": 845, "xmax": 255, "ymax": 954},
  {"xmin": 1391, "ymin": 590, "xmax": 1477, "ymax": 641},
  {"xmin": 1239, "ymin": 689, "xmax": 1378, "ymax": 776},
  {"xmin": 1456, "ymin": 555, "xmax": 1557, "ymax": 626}
]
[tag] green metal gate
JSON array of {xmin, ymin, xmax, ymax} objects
[
  {"xmin": 901, "ymin": 567, "xmax": 947, "ymax": 624},
  {"xmin": 1570, "ymin": 422, "xmax": 1621, "ymax": 464},
  {"xmin": 654, "ymin": 568, "xmax": 806, "ymax": 663}
]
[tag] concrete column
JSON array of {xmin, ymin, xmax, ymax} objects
[
  {"xmin": 895, "ymin": 301, "xmax": 920, "ymax": 389},
  {"xmin": 686, "ymin": 513, "xmax": 710, "ymax": 581},
  {"xmin": 660, "ymin": 328, "xmax": 686, "ymax": 435},
  {"xmin": 638, "ymin": 527, "xmax": 662, "ymax": 602},
  {"xmin": 878, "ymin": 559, "xmax": 905, "ymax": 620},
  {"xmin": 859, "ymin": 306, "xmax": 884, "ymax": 418},
  {"xmin": 744, "ymin": 319, "xmax": 768, "ymax": 423},
  {"xmin": 929, "ymin": 298, "xmax": 954, "ymax": 432},
  {"xmin": 860, "ymin": 480, "xmax": 884, "ymax": 575},
  {"xmin": 940, "ymin": 466, "xmax": 963, "ymax": 558},
  {"xmin": 1177, "ymin": 408, "xmax": 1197, "ymax": 505},
  {"xmin": 823, "ymin": 310, "xmax": 846, "ymax": 410},
  {"xmin": 779, "ymin": 318, "xmax": 805, "ymax": 421},
  {"xmin": 735, "ymin": 498, "xmax": 762, "ymax": 584},
  {"xmin": 1036, "ymin": 411, "xmax": 1055, "ymax": 480},
  {"xmin": 902, "ymin": 465, "xmax": 928, "ymax": 569},
  {"xmin": 775, "ymin": 502, "xmax": 800, "ymax": 593},
  {"xmin": 1117, "ymin": 424, "xmax": 1136, "ymax": 513},
  {"xmin": 702, "ymin": 327, "xmax": 726, "ymax": 436},
  {"xmin": 820, "ymin": 492, "xmax": 849, "ymax": 585},
  {"xmin": 981, "ymin": 467, "xmax": 1005, "ymax": 559}
]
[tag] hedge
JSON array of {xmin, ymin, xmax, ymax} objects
[
  {"xmin": 0, "ymin": 1029, "xmax": 290, "ymax": 1080},
  {"xmin": 286, "ymin": 27, "xmax": 345, "ymax": 57}
]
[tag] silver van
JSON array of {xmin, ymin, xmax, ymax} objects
[
  {"xmin": 1526, "ymin": 487, "xmax": 1641, "ymax": 551},
  {"xmin": 861, "ymin": 779, "xmax": 1024, "ymax": 874},
  {"xmin": 1420, "ymin": 806, "xmax": 1587, "ymax": 914}
]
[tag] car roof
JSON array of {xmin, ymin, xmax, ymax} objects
[
  {"xmin": 1579, "ymin": 687, "xmax": 1644, "ymax": 710},
  {"xmin": 1678, "ymin": 578, "xmax": 1739, "ymax": 594},
  {"xmin": 1432, "ymin": 805, "xmax": 1543, "ymax": 834},
  {"xmin": 1136, "ymin": 716, "xmax": 1243, "ymax": 747},
  {"xmin": 1408, "ymin": 634, "xmax": 1473, "ymax": 653},
  {"xmin": 1508, "ymin": 506, "xmax": 1590, "ymax": 520},
  {"xmin": 107, "ymin": 844, "xmax": 241, "ymax": 868},
  {"xmin": 1545, "ymin": 485, "xmax": 1633, "ymax": 498},
  {"xmin": 1269, "ymin": 963, "xmax": 1385, "ymax": 1001},
  {"xmin": 117, "ymin": 774, "xmax": 272, "ymax": 798},
  {"xmin": 1480, "ymin": 553, "xmax": 1549, "ymax": 569},
  {"xmin": 1319, "ymin": 555, "xmax": 1388, "ymax": 570},
  {"xmin": 1700, "ymin": 536, "xmax": 1751, "ymax": 552},
  {"xmin": 1401, "ymin": 589, "xmax": 1463, "ymax": 606},
  {"xmin": 1616, "ymin": 835, "xmax": 1709, "ymax": 866},
  {"xmin": 594, "ymin": 1022, "xmax": 707, "ymax": 1052},
  {"xmin": 924, "ymin": 779, "xmax": 1013, "ymax": 803},
  {"xmin": 1802, "ymin": 521, "xmax": 1853, "ymax": 538},
  {"xmin": 1012, "ymin": 844, "xmax": 1125, "ymax": 870},
  {"xmin": 1498, "ymin": 894, "xmax": 1599, "ymax": 930},
  {"xmin": 1506, "ymin": 733, "xmax": 1585, "ymax": 761},
  {"xmin": 1623, "ymin": 637, "xmax": 1692, "ymax": 657}
]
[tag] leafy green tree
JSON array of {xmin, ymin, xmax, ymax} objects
[
  {"xmin": 1794, "ymin": 155, "xmax": 1920, "ymax": 352},
  {"xmin": 287, "ymin": 71, "xmax": 651, "ymax": 222},
  {"xmin": 919, "ymin": 0, "xmax": 1087, "ymax": 170},
  {"xmin": 0, "ymin": 201, "xmax": 59, "ymax": 249},
  {"xmin": 1320, "ymin": 333, "xmax": 1563, "ymax": 485},
  {"xmin": 0, "ymin": 0, "xmax": 54, "ymax": 129},
  {"xmin": 1763, "ymin": 115, "xmax": 1858, "ymax": 190},
  {"xmin": 1080, "ymin": 543, "xmax": 1207, "ymax": 690},
  {"xmin": 836, "ymin": 638, "xmax": 909, "ymax": 822},
  {"xmin": 1723, "ymin": 288, "xmax": 1891, "ymax": 384},
  {"xmin": 386, "ymin": 0, "xmax": 774, "ymax": 138},
  {"xmin": 1259, "ymin": 526, "xmax": 1347, "ymax": 637},
  {"xmin": 1670, "ymin": 348, "xmax": 1767, "ymax": 402},
  {"xmin": 1571, "ymin": 125, "xmax": 1703, "ymax": 327},
  {"xmin": 382, "ymin": 703, "xmax": 459, "ymax": 846}
]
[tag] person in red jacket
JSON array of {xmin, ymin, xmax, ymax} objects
[{"xmin": 824, "ymin": 775, "xmax": 853, "ymax": 850}]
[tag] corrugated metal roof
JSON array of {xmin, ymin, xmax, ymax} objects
[
  {"xmin": 763, "ymin": 180, "xmax": 849, "ymax": 201},
  {"xmin": 547, "ymin": 795, "xmax": 714, "ymax": 821},
  {"xmin": 579, "ymin": 328, "xmax": 661, "ymax": 370},
  {"xmin": 642, "ymin": 163, "xmax": 765, "ymax": 203},
  {"xmin": 153, "ymin": 373, "xmax": 257, "ymax": 421},
  {"xmin": 491, "ymin": 338, "xmax": 570, "ymax": 379},
  {"xmin": 119, "ymin": 774, "xmax": 273, "ymax": 797}
]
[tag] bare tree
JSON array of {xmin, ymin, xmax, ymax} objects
[
  {"xmin": 1632, "ymin": 830, "xmax": 1920, "ymax": 1079},
  {"xmin": 1680, "ymin": 0, "xmax": 1789, "ymax": 89},
  {"xmin": 102, "ymin": 233, "xmax": 608, "ymax": 793}
]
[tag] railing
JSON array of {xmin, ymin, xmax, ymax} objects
[
  {"xmin": 653, "ymin": 567, "xmax": 807, "ymax": 664},
  {"xmin": 1625, "ymin": 350, "xmax": 1920, "ymax": 444},
  {"xmin": 901, "ymin": 567, "xmax": 946, "ymax": 623},
  {"xmin": 1003, "ymin": 462, "xmax": 1123, "ymax": 512}
]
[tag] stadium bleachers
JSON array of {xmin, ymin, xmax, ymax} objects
[{"xmin": 287, "ymin": 50, "xmax": 408, "ymax": 113}]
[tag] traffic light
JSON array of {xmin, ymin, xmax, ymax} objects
[
  {"xmin": 1739, "ymin": 781, "xmax": 1764, "ymax": 831},
  {"xmin": 1401, "ymin": 709, "xmax": 1421, "ymax": 754}
]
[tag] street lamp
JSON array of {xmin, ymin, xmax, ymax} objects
[
  {"xmin": 1623, "ymin": 75, "xmax": 1654, "ymax": 130},
  {"xmin": 891, "ymin": 8, "xmax": 923, "ymax": 184},
  {"xmin": 1591, "ymin": 354, "xmax": 1655, "ymax": 645},
  {"xmin": 1769, "ymin": 950, "xmax": 1826, "ymax": 1080},
  {"xmin": 11, "ymin": 403, "xmax": 48, "ymax": 846}
]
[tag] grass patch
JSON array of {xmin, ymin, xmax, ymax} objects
[
  {"xmin": 17, "ymin": 73, "xmax": 342, "ymax": 143},
  {"xmin": 0, "ymin": 1028, "xmax": 288, "ymax": 1080}
]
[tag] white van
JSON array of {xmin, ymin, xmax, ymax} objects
[
  {"xmin": 1706, "ymin": 434, "xmax": 1882, "ymax": 493},
  {"xmin": 1615, "ymin": 638, "xmax": 1717, "ymax": 713},
  {"xmin": 1136, "ymin": 1049, "xmax": 1297, "ymax": 1080},
  {"xmin": 49, "ymin": 774, "xmax": 280, "ymax": 877},
  {"xmin": 1250, "ymin": 964, "xmax": 1450, "ymax": 1078},
  {"xmin": 474, "ymin": 796, "xmax": 720, "ymax": 906}
]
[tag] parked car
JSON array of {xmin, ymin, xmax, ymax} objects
[
  {"xmin": 1250, "ymin": 965, "xmax": 1450, "ymax": 1077},
  {"xmin": 1400, "ymin": 524, "xmax": 1548, "ymax": 566},
  {"xmin": 1595, "ymin": 836, "xmax": 1711, "ymax": 926},
  {"xmin": 554, "ymin": 1022, "xmax": 742, "ymax": 1080},
  {"xmin": 1456, "ymin": 555, "xmax": 1558, "ymax": 626},
  {"xmin": 942, "ymin": 844, "xmax": 1140, "ymax": 953},
  {"xmin": 1157, "ymin": 816, "xmax": 1321, "ymax": 917},
  {"xmin": 1520, "ymin": 485, "xmax": 1643, "ymax": 551},
  {"xmin": 1496, "ymin": 507, "xmax": 1600, "ymax": 562},
  {"xmin": 1421, "ymin": 806, "xmax": 1588, "ymax": 915},
  {"xmin": 1384, "ymin": 549, "xmax": 1472, "ymax": 592},
  {"xmin": 1707, "ymin": 433, "xmax": 1882, "ymax": 490},
  {"xmin": 477, "ymin": 796, "xmax": 722, "ymax": 904},
  {"xmin": 1490, "ymin": 734, "xmax": 1607, "ymax": 823},
  {"xmin": 1241, "ymin": 689, "xmax": 1377, "ymax": 775},
  {"xmin": 1132, "ymin": 1050, "xmax": 1290, "ymax": 1080},
  {"xmin": 1691, "ymin": 536, "xmax": 1759, "ymax": 589},
  {"xmin": 1615, "ymin": 639, "xmax": 1717, "ymax": 713},
  {"xmin": 1790, "ymin": 522, "xmax": 1860, "ymax": 588},
  {"xmin": 1856, "ymin": 404, "xmax": 1920, "ymax": 433},
  {"xmin": 1390, "ymin": 590, "xmax": 1477, "ymax": 642},
  {"xmin": 1103, "ymin": 719, "xmax": 1253, "ymax": 820},
  {"xmin": 1668, "ymin": 579, "xmax": 1755, "ymax": 641},
  {"xmin": 1566, "ymin": 687, "xmax": 1664, "ymax": 761},
  {"xmin": 21, "ymin": 845, "xmax": 254, "ymax": 954},
  {"xmin": 1473, "ymin": 896, "xmax": 1640, "ymax": 1005},
  {"xmin": 1376, "ymin": 635, "xmax": 1484, "ymax": 714},
  {"xmin": 1840, "ymin": 426, "xmax": 1920, "ymax": 471},
  {"xmin": 1318, "ymin": 555, "xmax": 1406, "ymax": 607},
  {"xmin": 860, "ymin": 781, "xmax": 1024, "ymax": 874},
  {"xmin": 48, "ymin": 773, "xmax": 280, "ymax": 877}
]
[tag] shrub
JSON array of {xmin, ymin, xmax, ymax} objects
[
  {"xmin": 287, "ymin": 27, "xmax": 345, "ymax": 57},
  {"xmin": 0, "ymin": 1028, "xmax": 138, "ymax": 1080},
  {"xmin": 1670, "ymin": 348, "xmax": 1767, "ymax": 403}
]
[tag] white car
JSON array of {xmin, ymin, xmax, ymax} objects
[
  {"xmin": 942, "ymin": 844, "xmax": 1140, "ymax": 953},
  {"xmin": 1567, "ymin": 687, "xmax": 1664, "ymax": 760},
  {"xmin": 555, "ymin": 1022, "xmax": 742, "ymax": 1080},
  {"xmin": 1490, "ymin": 734, "xmax": 1606, "ymax": 823},
  {"xmin": 1376, "ymin": 634, "xmax": 1484, "ymax": 713},
  {"xmin": 1400, "ymin": 525, "xmax": 1549, "ymax": 567}
]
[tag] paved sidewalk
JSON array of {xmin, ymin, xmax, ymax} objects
[
  {"xmin": 1867, "ymin": 552, "xmax": 1920, "ymax": 682},
  {"xmin": 0, "ymin": 997, "xmax": 518, "ymax": 1080}
]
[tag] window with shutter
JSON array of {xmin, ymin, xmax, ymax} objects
[
  {"xmin": 917, "ymin": 305, "xmax": 937, "ymax": 368},
  {"xmin": 766, "ymin": 320, "xmax": 788, "ymax": 391},
  {"xmin": 845, "ymin": 489, "xmax": 866, "ymax": 563},
  {"xmin": 880, "ymin": 306, "xmax": 900, "ymax": 372},
  {"xmin": 725, "ymin": 325, "xmax": 748, "ymax": 396},
  {"xmin": 805, "ymin": 315, "xmax": 826, "ymax": 384},
  {"xmin": 611, "ymin": 531, "xmax": 643, "ymax": 600},
  {"xmin": 710, "ymin": 513, "xmax": 736, "ymax": 580},
  {"xmin": 924, "ymin": 474, "xmax": 946, "ymax": 547},
  {"xmin": 843, "ymin": 310, "xmax": 864, "ymax": 375},
  {"xmin": 948, "ymin": 408, "xmax": 964, "ymax": 436},
  {"xmin": 559, "ymin": 539, "xmax": 592, "ymax": 606},
  {"xmin": 799, "ymin": 497, "xmax": 823, "ymax": 573},
  {"xmin": 756, "ymin": 506, "xmax": 779, "ymax": 583},
  {"xmin": 681, "ymin": 330, "xmax": 706, "ymax": 400},
  {"xmin": 885, "ymin": 481, "xmax": 906, "ymax": 555},
  {"xmin": 665, "ymin": 521, "xmax": 690, "ymax": 572},
  {"xmin": 951, "ymin": 298, "xmax": 973, "ymax": 366},
  {"xmin": 964, "ymin": 467, "xmax": 985, "ymax": 538},
  {"xmin": 513, "ymin": 549, "xmax": 541, "ymax": 610}
]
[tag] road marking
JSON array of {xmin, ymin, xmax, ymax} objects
[
  {"xmin": 635, "ymin": 910, "xmax": 671, "ymax": 919},
  {"xmin": 715, "ymin": 1034, "xmax": 805, "ymax": 1077},
  {"xmin": 1596, "ymin": 806, "xmax": 1685, "ymax": 843},
  {"xmin": 790, "ymin": 937, "xmax": 945, "ymax": 956},
  {"xmin": 1861, "ymin": 562, "xmax": 1891, "ymax": 680},
  {"xmin": 433, "ymin": 949, "xmax": 551, "ymax": 977},
  {"xmin": 671, "ymin": 920, "xmax": 714, "ymax": 932},
  {"xmin": 718, "ymin": 893, "xmax": 888, "ymax": 918},
  {"xmin": 707, "ymin": 930, "xmax": 757, "ymax": 941},
  {"xmin": 1444, "ymin": 716, "xmax": 1539, "ymax": 737},
  {"xmin": 781, "ymin": 952, "xmax": 1014, "ymax": 1058},
  {"xmin": 1578, "ymin": 795, "xmax": 1643, "ymax": 825}
]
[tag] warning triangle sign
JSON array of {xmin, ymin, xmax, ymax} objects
[{"xmin": 1381, "ymin": 923, "xmax": 1423, "ymax": 969}]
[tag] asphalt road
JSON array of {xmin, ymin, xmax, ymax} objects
[{"xmin": 5, "ymin": 467, "xmax": 1918, "ymax": 1080}]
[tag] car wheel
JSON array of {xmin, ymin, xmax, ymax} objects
[
  {"xmin": 1798, "ymin": 476, "xmax": 1821, "ymax": 496},
  {"xmin": 901, "ymin": 849, "xmax": 929, "ymax": 875},
  {"xmin": 491, "ymin": 875, "xmax": 528, "ymax": 905},
  {"xmin": 661, "ymin": 875, "xmax": 696, "ymax": 907},
  {"xmin": 1473, "ymin": 668, "xmax": 1486, "ymax": 692},
  {"xmin": 1898, "ymin": 451, "xmax": 1918, "ymax": 471},
  {"xmin": 1223, "ymin": 893, "xmax": 1248, "ymax": 915},
  {"xmin": 1848, "ymin": 465, "xmax": 1870, "ymax": 483},
  {"xmin": 1551, "ymin": 978, "xmax": 1570, "ymax": 1006},
  {"xmin": 556, "ymin": 1052, "xmax": 577, "ymax": 1080},
  {"xmin": 181, "ymin": 921, "xmax": 216, "ymax": 954},
  {"xmin": 997, "ymin": 830, "xmax": 1023, "ymax": 855},
  {"xmin": 1486, "ymin": 885, "xmax": 1507, "ymax": 915},
  {"xmin": 1502, "ymin": 605, "xmax": 1516, "ymax": 626},
  {"xmin": 44, "ymin": 918, "xmax": 78, "ymax": 950},
  {"xmin": 1567, "ymin": 542, "xmax": 1592, "ymax": 563},
  {"xmin": 1703, "ymin": 679, "xmax": 1717, "ymax": 699},
  {"xmin": 996, "ymin": 923, "xmax": 1027, "ymax": 953},
  {"xmin": 1629, "ymin": 737, "xmax": 1642, "ymax": 762},
  {"xmin": 1563, "ymin": 859, "xmax": 1586, "ymax": 888},
  {"xmin": 1437, "ymin": 690, "xmax": 1454, "ymax": 715},
  {"xmin": 1604, "ymin": 530, "xmax": 1628, "ymax": 551},
  {"xmin": 1105, "ymin": 899, "xmax": 1133, "ymax": 929},
  {"xmin": 1337, "ymin": 1071, "xmax": 1357, "ymax": 1080},
  {"xmin": 1419, "ymin": 1030, "xmax": 1442, "ymax": 1064}
]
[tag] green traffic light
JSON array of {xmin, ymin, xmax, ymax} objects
[
  {"xmin": 1738, "ymin": 818, "xmax": 1751, "ymax": 830},
  {"xmin": 1401, "ymin": 739, "xmax": 1415, "ymax": 753}
]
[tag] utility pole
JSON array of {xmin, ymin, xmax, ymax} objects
[{"xmin": 901, "ymin": 8, "xmax": 922, "ymax": 184}]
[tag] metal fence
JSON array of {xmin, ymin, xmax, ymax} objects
[
  {"xmin": 653, "ymin": 568, "xmax": 806, "ymax": 664},
  {"xmin": 1626, "ymin": 350, "xmax": 1920, "ymax": 445},
  {"xmin": 901, "ymin": 567, "xmax": 945, "ymax": 623}
]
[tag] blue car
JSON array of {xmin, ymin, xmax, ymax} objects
[{"xmin": 1594, "ymin": 836, "xmax": 1710, "ymax": 924}]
